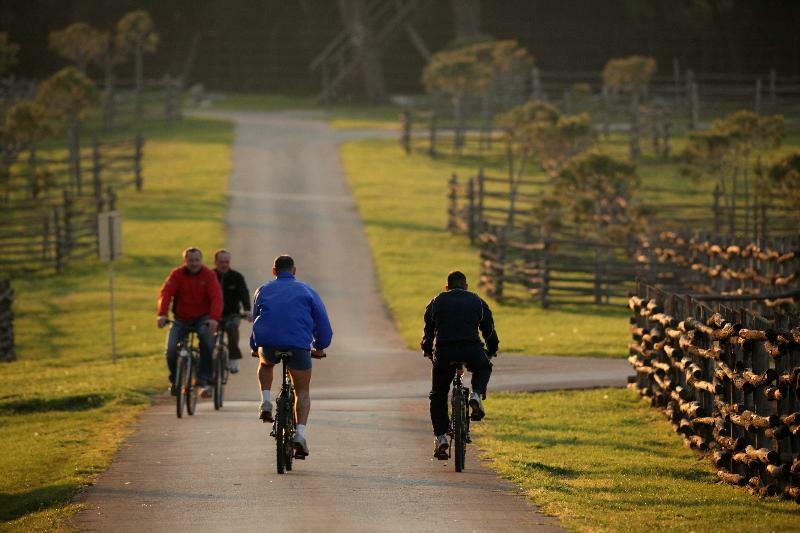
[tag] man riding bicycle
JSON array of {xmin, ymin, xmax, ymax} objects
[
  {"xmin": 421, "ymin": 270, "xmax": 499, "ymax": 459},
  {"xmin": 158, "ymin": 247, "xmax": 223, "ymax": 398},
  {"xmin": 250, "ymin": 255, "xmax": 332, "ymax": 458},
  {"xmin": 213, "ymin": 249, "xmax": 253, "ymax": 374}
]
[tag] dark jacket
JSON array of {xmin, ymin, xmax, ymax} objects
[
  {"xmin": 421, "ymin": 288, "xmax": 499, "ymax": 354},
  {"xmin": 214, "ymin": 268, "xmax": 251, "ymax": 317}
]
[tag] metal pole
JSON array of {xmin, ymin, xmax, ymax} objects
[{"xmin": 108, "ymin": 215, "xmax": 117, "ymax": 363}]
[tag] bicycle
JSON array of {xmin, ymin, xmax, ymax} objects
[
  {"xmin": 169, "ymin": 322, "xmax": 201, "ymax": 419},
  {"xmin": 268, "ymin": 348, "xmax": 326, "ymax": 474},
  {"xmin": 448, "ymin": 362, "xmax": 471, "ymax": 472},
  {"xmin": 212, "ymin": 312, "xmax": 250, "ymax": 411}
]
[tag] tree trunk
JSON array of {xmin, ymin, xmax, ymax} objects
[
  {"xmin": 450, "ymin": 0, "xmax": 481, "ymax": 42},
  {"xmin": 134, "ymin": 42, "xmax": 143, "ymax": 122},
  {"xmin": 338, "ymin": 0, "xmax": 386, "ymax": 103}
]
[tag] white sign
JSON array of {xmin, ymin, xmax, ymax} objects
[{"xmin": 98, "ymin": 211, "xmax": 122, "ymax": 262}]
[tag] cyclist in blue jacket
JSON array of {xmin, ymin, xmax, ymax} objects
[{"xmin": 250, "ymin": 255, "xmax": 332, "ymax": 458}]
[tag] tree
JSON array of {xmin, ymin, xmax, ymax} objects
[
  {"xmin": 116, "ymin": 10, "xmax": 159, "ymax": 121},
  {"xmin": 764, "ymin": 153, "xmax": 800, "ymax": 225},
  {"xmin": 423, "ymin": 47, "xmax": 492, "ymax": 153},
  {"xmin": 35, "ymin": 67, "xmax": 98, "ymax": 192},
  {"xmin": 602, "ymin": 55, "xmax": 657, "ymax": 160},
  {"xmin": 48, "ymin": 22, "xmax": 106, "ymax": 73},
  {"xmin": 495, "ymin": 101, "xmax": 595, "ymax": 228},
  {"xmin": 2, "ymin": 100, "xmax": 56, "ymax": 199},
  {"xmin": 552, "ymin": 152, "xmax": 641, "ymax": 241},
  {"xmin": 0, "ymin": 33, "xmax": 20, "ymax": 78},
  {"xmin": 683, "ymin": 110, "xmax": 783, "ymax": 233}
]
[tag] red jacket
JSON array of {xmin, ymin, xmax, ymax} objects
[{"xmin": 158, "ymin": 265, "xmax": 223, "ymax": 321}]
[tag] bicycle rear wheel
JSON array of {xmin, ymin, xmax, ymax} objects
[
  {"xmin": 275, "ymin": 396, "xmax": 288, "ymax": 474},
  {"xmin": 214, "ymin": 348, "xmax": 225, "ymax": 410},
  {"xmin": 453, "ymin": 390, "xmax": 465, "ymax": 472},
  {"xmin": 176, "ymin": 356, "xmax": 188, "ymax": 418},
  {"xmin": 285, "ymin": 391, "xmax": 295, "ymax": 471},
  {"xmin": 186, "ymin": 355, "xmax": 198, "ymax": 416}
]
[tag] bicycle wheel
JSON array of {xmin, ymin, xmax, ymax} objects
[
  {"xmin": 275, "ymin": 396, "xmax": 287, "ymax": 474},
  {"xmin": 285, "ymin": 391, "xmax": 295, "ymax": 471},
  {"xmin": 213, "ymin": 348, "xmax": 224, "ymax": 410},
  {"xmin": 176, "ymin": 356, "xmax": 187, "ymax": 419},
  {"xmin": 186, "ymin": 354, "xmax": 198, "ymax": 416},
  {"xmin": 453, "ymin": 389, "xmax": 465, "ymax": 472}
]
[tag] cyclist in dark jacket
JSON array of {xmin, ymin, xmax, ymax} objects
[
  {"xmin": 213, "ymin": 249, "xmax": 252, "ymax": 374},
  {"xmin": 421, "ymin": 270, "xmax": 498, "ymax": 459}
]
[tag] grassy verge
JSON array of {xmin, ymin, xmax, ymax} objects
[
  {"xmin": 0, "ymin": 117, "xmax": 232, "ymax": 530},
  {"xmin": 340, "ymin": 138, "xmax": 629, "ymax": 357},
  {"xmin": 474, "ymin": 389, "xmax": 799, "ymax": 531}
]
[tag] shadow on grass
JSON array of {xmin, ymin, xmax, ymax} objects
[
  {"xmin": 0, "ymin": 393, "xmax": 109, "ymax": 416},
  {"xmin": 513, "ymin": 460, "xmax": 580, "ymax": 479},
  {"xmin": 0, "ymin": 484, "xmax": 75, "ymax": 523},
  {"xmin": 362, "ymin": 217, "xmax": 443, "ymax": 233}
]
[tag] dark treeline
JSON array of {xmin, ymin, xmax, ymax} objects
[{"xmin": 2, "ymin": 0, "xmax": 799, "ymax": 94}]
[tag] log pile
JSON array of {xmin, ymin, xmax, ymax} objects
[
  {"xmin": 629, "ymin": 282, "xmax": 800, "ymax": 503},
  {"xmin": 0, "ymin": 279, "xmax": 14, "ymax": 362}
]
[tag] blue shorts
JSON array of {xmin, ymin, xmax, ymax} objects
[{"xmin": 260, "ymin": 347, "xmax": 312, "ymax": 371}]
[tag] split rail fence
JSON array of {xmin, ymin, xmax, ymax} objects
[
  {"xmin": 0, "ymin": 280, "xmax": 13, "ymax": 362},
  {"xmin": 628, "ymin": 282, "xmax": 800, "ymax": 503},
  {"xmin": 447, "ymin": 169, "xmax": 798, "ymax": 307}
]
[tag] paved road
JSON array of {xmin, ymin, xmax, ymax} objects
[{"xmin": 72, "ymin": 111, "xmax": 629, "ymax": 532}]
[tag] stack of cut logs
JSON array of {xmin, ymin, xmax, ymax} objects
[
  {"xmin": 0, "ymin": 279, "xmax": 14, "ymax": 362},
  {"xmin": 628, "ymin": 282, "xmax": 800, "ymax": 502},
  {"xmin": 638, "ymin": 232, "xmax": 800, "ymax": 308}
]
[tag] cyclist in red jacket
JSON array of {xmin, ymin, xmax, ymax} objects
[{"xmin": 157, "ymin": 247, "xmax": 223, "ymax": 398}]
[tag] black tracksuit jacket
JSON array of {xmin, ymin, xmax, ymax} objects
[{"xmin": 421, "ymin": 288, "xmax": 499, "ymax": 354}]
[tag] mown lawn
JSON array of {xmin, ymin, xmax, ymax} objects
[
  {"xmin": 0, "ymin": 117, "xmax": 232, "ymax": 530},
  {"xmin": 340, "ymin": 138, "xmax": 630, "ymax": 357},
  {"xmin": 475, "ymin": 389, "xmax": 799, "ymax": 532}
]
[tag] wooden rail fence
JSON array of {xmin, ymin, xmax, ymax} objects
[{"xmin": 628, "ymin": 282, "xmax": 800, "ymax": 503}]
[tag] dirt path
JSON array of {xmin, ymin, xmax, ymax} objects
[{"xmin": 72, "ymin": 111, "xmax": 628, "ymax": 532}]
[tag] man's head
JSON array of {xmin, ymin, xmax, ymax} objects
[
  {"xmin": 272, "ymin": 254, "xmax": 296, "ymax": 277},
  {"xmin": 183, "ymin": 247, "xmax": 203, "ymax": 273},
  {"xmin": 214, "ymin": 249, "xmax": 231, "ymax": 273},
  {"xmin": 445, "ymin": 270, "xmax": 467, "ymax": 291}
]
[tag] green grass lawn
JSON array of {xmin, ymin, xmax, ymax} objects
[
  {"xmin": 340, "ymin": 139, "xmax": 629, "ymax": 357},
  {"xmin": 475, "ymin": 389, "xmax": 799, "ymax": 532},
  {"xmin": 0, "ymin": 117, "xmax": 232, "ymax": 530}
]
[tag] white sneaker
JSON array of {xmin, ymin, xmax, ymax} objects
[
  {"xmin": 259, "ymin": 401, "xmax": 273, "ymax": 422},
  {"xmin": 293, "ymin": 434, "xmax": 309, "ymax": 458},
  {"xmin": 469, "ymin": 393, "xmax": 485, "ymax": 421},
  {"xmin": 229, "ymin": 359, "xmax": 240, "ymax": 374},
  {"xmin": 434, "ymin": 434, "xmax": 449, "ymax": 459}
]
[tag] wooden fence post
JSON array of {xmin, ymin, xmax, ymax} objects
[
  {"xmin": 106, "ymin": 186, "xmax": 117, "ymax": 211},
  {"xmin": 448, "ymin": 173, "xmax": 458, "ymax": 232},
  {"xmin": 769, "ymin": 68, "xmax": 776, "ymax": 112},
  {"xmin": 27, "ymin": 145, "xmax": 38, "ymax": 199},
  {"xmin": 672, "ymin": 57, "xmax": 680, "ymax": 105},
  {"xmin": 92, "ymin": 137, "xmax": 103, "ymax": 211},
  {"xmin": 629, "ymin": 91, "xmax": 641, "ymax": 160},
  {"xmin": 428, "ymin": 98, "xmax": 438, "ymax": 157},
  {"xmin": 62, "ymin": 190, "xmax": 73, "ymax": 258},
  {"xmin": 467, "ymin": 177, "xmax": 476, "ymax": 244},
  {"xmin": 754, "ymin": 78, "xmax": 762, "ymax": 114},
  {"xmin": 712, "ymin": 184, "xmax": 721, "ymax": 234},
  {"xmin": 476, "ymin": 167, "xmax": 485, "ymax": 232},
  {"xmin": 540, "ymin": 234, "xmax": 550, "ymax": 309},
  {"xmin": 53, "ymin": 206, "xmax": 63, "ymax": 273},
  {"xmin": 134, "ymin": 133, "xmax": 144, "ymax": 191},
  {"xmin": 530, "ymin": 66, "xmax": 543, "ymax": 101},
  {"xmin": 495, "ymin": 231, "xmax": 506, "ymax": 301},
  {"xmin": 400, "ymin": 108, "xmax": 411, "ymax": 155},
  {"xmin": 0, "ymin": 279, "xmax": 15, "ymax": 362},
  {"xmin": 689, "ymin": 81, "xmax": 700, "ymax": 130}
]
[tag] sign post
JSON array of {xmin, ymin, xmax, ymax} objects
[{"xmin": 98, "ymin": 211, "xmax": 122, "ymax": 362}]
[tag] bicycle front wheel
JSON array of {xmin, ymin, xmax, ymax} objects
[
  {"xmin": 453, "ymin": 390, "xmax": 465, "ymax": 472},
  {"xmin": 186, "ymin": 355, "xmax": 198, "ymax": 416},
  {"xmin": 176, "ymin": 356, "xmax": 188, "ymax": 418}
]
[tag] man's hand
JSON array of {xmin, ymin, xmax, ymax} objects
[
  {"xmin": 207, "ymin": 319, "xmax": 218, "ymax": 334},
  {"xmin": 157, "ymin": 316, "xmax": 168, "ymax": 328},
  {"xmin": 423, "ymin": 351, "xmax": 433, "ymax": 360},
  {"xmin": 246, "ymin": 311, "xmax": 253, "ymax": 323},
  {"xmin": 311, "ymin": 349, "xmax": 327, "ymax": 359},
  {"xmin": 488, "ymin": 351, "xmax": 498, "ymax": 359}
]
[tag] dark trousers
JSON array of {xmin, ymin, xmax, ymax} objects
[
  {"xmin": 222, "ymin": 315, "xmax": 242, "ymax": 360},
  {"xmin": 429, "ymin": 344, "xmax": 492, "ymax": 437},
  {"xmin": 165, "ymin": 316, "xmax": 214, "ymax": 385}
]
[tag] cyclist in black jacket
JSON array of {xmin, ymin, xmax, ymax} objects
[
  {"xmin": 421, "ymin": 270, "xmax": 499, "ymax": 459},
  {"xmin": 213, "ymin": 249, "xmax": 253, "ymax": 374}
]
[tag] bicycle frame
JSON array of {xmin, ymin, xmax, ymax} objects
[
  {"xmin": 270, "ymin": 352, "xmax": 297, "ymax": 474},
  {"xmin": 449, "ymin": 363, "xmax": 471, "ymax": 472}
]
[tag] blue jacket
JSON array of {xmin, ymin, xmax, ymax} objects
[{"xmin": 249, "ymin": 272, "xmax": 333, "ymax": 351}]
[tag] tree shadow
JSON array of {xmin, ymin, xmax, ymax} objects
[{"xmin": 0, "ymin": 483, "xmax": 75, "ymax": 522}]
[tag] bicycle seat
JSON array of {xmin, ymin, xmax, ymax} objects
[{"xmin": 268, "ymin": 348, "xmax": 294, "ymax": 359}]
